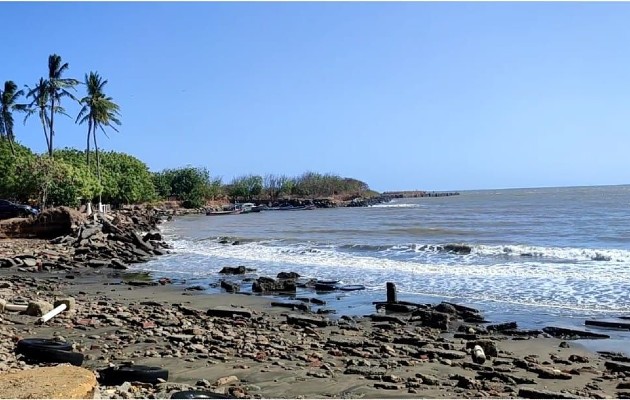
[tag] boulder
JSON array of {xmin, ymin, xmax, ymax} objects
[
  {"xmin": 0, "ymin": 365, "xmax": 97, "ymax": 399},
  {"xmin": 25, "ymin": 300, "xmax": 54, "ymax": 316},
  {"xmin": 252, "ymin": 277, "xmax": 296, "ymax": 293},
  {"xmin": 220, "ymin": 280, "xmax": 240, "ymax": 293},
  {"xmin": 277, "ymin": 271, "xmax": 300, "ymax": 280},
  {"xmin": 219, "ymin": 266, "xmax": 255, "ymax": 275},
  {"xmin": 54, "ymin": 297, "xmax": 76, "ymax": 311}
]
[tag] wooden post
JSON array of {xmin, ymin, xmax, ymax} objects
[{"xmin": 386, "ymin": 282, "xmax": 397, "ymax": 303}]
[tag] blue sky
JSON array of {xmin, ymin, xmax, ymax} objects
[{"xmin": 2, "ymin": 2, "xmax": 629, "ymax": 192}]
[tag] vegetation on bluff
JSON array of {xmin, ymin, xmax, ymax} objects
[{"xmin": 1, "ymin": 53, "xmax": 376, "ymax": 210}]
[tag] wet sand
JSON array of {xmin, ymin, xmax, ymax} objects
[{"xmin": 1, "ymin": 268, "xmax": 629, "ymax": 399}]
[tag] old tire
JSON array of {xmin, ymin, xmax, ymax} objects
[
  {"xmin": 16, "ymin": 338, "xmax": 73, "ymax": 352},
  {"xmin": 171, "ymin": 390, "xmax": 233, "ymax": 399},
  {"xmin": 99, "ymin": 365, "xmax": 169, "ymax": 385},
  {"xmin": 16, "ymin": 338, "xmax": 83, "ymax": 366}
]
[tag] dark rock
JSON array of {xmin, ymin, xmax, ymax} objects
[
  {"xmin": 411, "ymin": 309, "xmax": 450, "ymax": 329},
  {"xmin": 327, "ymin": 337, "xmax": 365, "ymax": 348},
  {"xmin": 219, "ymin": 266, "xmax": 255, "ymax": 275},
  {"xmin": 286, "ymin": 313, "xmax": 330, "ymax": 328},
  {"xmin": 185, "ymin": 285, "xmax": 206, "ymax": 291},
  {"xmin": 442, "ymin": 244, "xmax": 472, "ymax": 254},
  {"xmin": 143, "ymin": 231, "xmax": 162, "ymax": 241},
  {"xmin": 277, "ymin": 271, "xmax": 300, "ymax": 280},
  {"xmin": 585, "ymin": 320, "xmax": 630, "ymax": 330},
  {"xmin": 207, "ymin": 306, "xmax": 252, "ymax": 319},
  {"xmin": 542, "ymin": 326, "xmax": 610, "ymax": 339},
  {"xmin": 605, "ymin": 360, "xmax": 630, "ymax": 373},
  {"xmin": 477, "ymin": 370, "xmax": 537, "ymax": 384},
  {"xmin": 271, "ymin": 302, "xmax": 309, "ymax": 312},
  {"xmin": 518, "ymin": 388, "xmax": 580, "ymax": 399},
  {"xmin": 369, "ymin": 314, "xmax": 407, "ymax": 325},
  {"xmin": 252, "ymin": 277, "xmax": 296, "ymax": 293},
  {"xmin": 220, "ymin": 280, "xmax": 240, "ymax": 293},
  {"xmin": 415, "ymin": 348, "xmax": 467, "ymax": 360},
  {"xmin": 487, "ymin": 321, "xmax": 518, "ymax": 332}
]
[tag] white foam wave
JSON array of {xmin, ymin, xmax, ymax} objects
[
  {"xmin": 472, "ymin": 244, "xmax": 630, "ymax": 263},
  {"xmin": 140, "ymin": 239, "xmax": 630, "ymax": 313}
]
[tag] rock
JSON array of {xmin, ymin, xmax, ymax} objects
[
  {"xmin": 276, "ymin": 271, "xmax": 300, "ymax": 279},
  {"xmin": 369, "ymin": 314, "xmax": 407, "ymax": 325},
  {"xmin": 585, "ymin": 320, "xmax": 630, "ymax": 330},
  {"xmin": 410, "ymin": 309, "xmax": 450, "ymax": 329},
  {"xmin": 568, "ymin": 354, "xmax": 589, "ymax": 363},
  {"xmin": 0, "ymin": 365, "xmax": 97, "ymax": 399},
  {"xmin": 110, "ymin": 259, "xmax": 129, "ymax": 270},
  {"xmin": 143, "ymin": 231, "xmax": 162, "ymax": 241},
  {"xmin": 442, "ymin": 244, "xmax": 472, "ymax": 254},
  {"xmin": 477, "ymin": 371, "xmax": 537, "ymax": 384},
  {"xmin": 486, "ymin": 321, "xmax": 518, "ymax": 332},
  {"xmin": 271, "ymin": 302, "xmax": 309, "ymax": 312},
  {"xmin": 542, "ymin": 326, "xmax": 610, "ymax": 339},
  {"xmin": 0, "ymin": 298, "xmax": 6, "ymax": 312},
  {"xmin": 415, "ymin": 348, "xmax": 467, "ymax": 360},
  {"xmin": 54, "ymin": 297, "xmax": 76, "ymax": 311},
  {"xmin": 22, "ymin": 257, "xmax": 37, "ymax": 267},
  {"xmin": 207, "ymin": 306, "xmax": 252, "ymax": 319},
  {"xmin": 605, "ymin": 360, "xmax": 630, "ymax": 373},
  {"xmin": 219, "ymin": 266, "xmax": 255, "ymax": 275},
  {"xmin": 215, "ymin": 375, "xmax": 239, "ymax": 386},
  {"xmin": 518, "ymin": 388, "xmax": 580, "ymax": 399},
  {"xmin": 286, "ymin": 314, "xmax": 330, "ymax": 328},
  {"xmin": 25, "ymin": 300, "xmax": 54, "ymax": 316},
  {"xmin": 220, "ymin": 281, "xmax": 240, "ymax": 293},
  {"xmin": 252, "ymin": 277, "xmax": 296, "ymax": 293},
  {"xmin": 415, "ymin": 373, "xmax": 440, "ymax": 386},
  {"xmin": 327, "ymin": 337, "xmax": 365, "ymax": 348}
]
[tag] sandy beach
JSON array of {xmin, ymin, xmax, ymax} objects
[{"xmin": 1, "ymin": 264, "xmax": 629, "ymax": 399}]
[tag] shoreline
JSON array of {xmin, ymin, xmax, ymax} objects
[
  {"xmin": 1, "ymin": 267, "xmax": 629, "ymax": 398},
  {"xmin": 0, "ymin": 208, "xmax": 629, "ymax": 398}
]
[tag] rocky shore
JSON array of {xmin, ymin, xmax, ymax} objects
[{"xmin": 0, "ymin": 207, "xmax": 629, "ymax": 398}]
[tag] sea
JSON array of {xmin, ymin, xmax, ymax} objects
[{"xmin": 134, "ymin": 185, "xmax": 630, "ymax": 352}]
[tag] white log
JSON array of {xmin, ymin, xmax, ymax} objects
[
  {"xmin": 39, "ymin": 303, "xmax": 67, "ymax": 323},
  {"xmin": 5, "ymin": 304, "xmax": 28, "ymax": 312},
  {"xmin": 472, "ymin": 345, "xmax": 486, "ymax": 364}
]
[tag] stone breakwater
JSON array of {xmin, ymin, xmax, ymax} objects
[
  {"xmin": 0, "ymin": 206, "xmax": 205, "ymax": 273},
  {"xmin": 0, "ymin": 275, "xmax": 629, "ymax": 399}
]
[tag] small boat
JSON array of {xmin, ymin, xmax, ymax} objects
[
  {"xmin": 238, "ymin": 203, "xmax": 264, "ymax": 213},
  {"xmin": 206, "ymin": 209, "xmax": 242, "ymax": 216}
]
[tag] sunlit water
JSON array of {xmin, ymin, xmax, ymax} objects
[{"xmin": 134, "ymin": 185, "xmax": 630, "ymax": 349}]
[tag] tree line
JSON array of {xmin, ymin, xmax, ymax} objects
[{"xmin": 1, "ymin": 53, "xmax": 375, "ymax": 209}]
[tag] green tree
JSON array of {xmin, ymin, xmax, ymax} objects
[
  {"xmin": 0, "ymin": 81, "xmax": 26, "ymax": 155},
  {"xmin": 76, "ymin": 71, "xmax": 121, "ymax": 208},
  {"xmin": 0, "ymin": 140, "xmax": 35, "ymax": 201},
  {"xmin": 46, "ymin": 54, "xmax": 79, "ymax": 156}
]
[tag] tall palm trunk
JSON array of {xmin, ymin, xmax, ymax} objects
[
  {"xmin": 93, "ymin": 124, "xmax": 102, "ymax": 210},
  {"xmin": 39, "ymin": 110, "xmax": 50, "ymax": 151},
  {"xmin": 86, "ymin": 117, "xmax": 92, "ymax": 168},
  {"xmin": 48, "ymin": 96, "xmax": 55, "ymax": 156}
]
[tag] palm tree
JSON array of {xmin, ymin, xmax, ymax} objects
[
  {"xmin": 46, "ymin": 54, "xmax": 78, "ymax": 156},
  {"xmin": 76, "ymin": 71, "xmax": 121, "ymax": 210},
  {"xmin": 0, "ymin": 80, "xmax": 25, "ymax": 155},
  {"xmin": 24, "ymin": 78, "xmax": 52, "ymax": 151}
]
